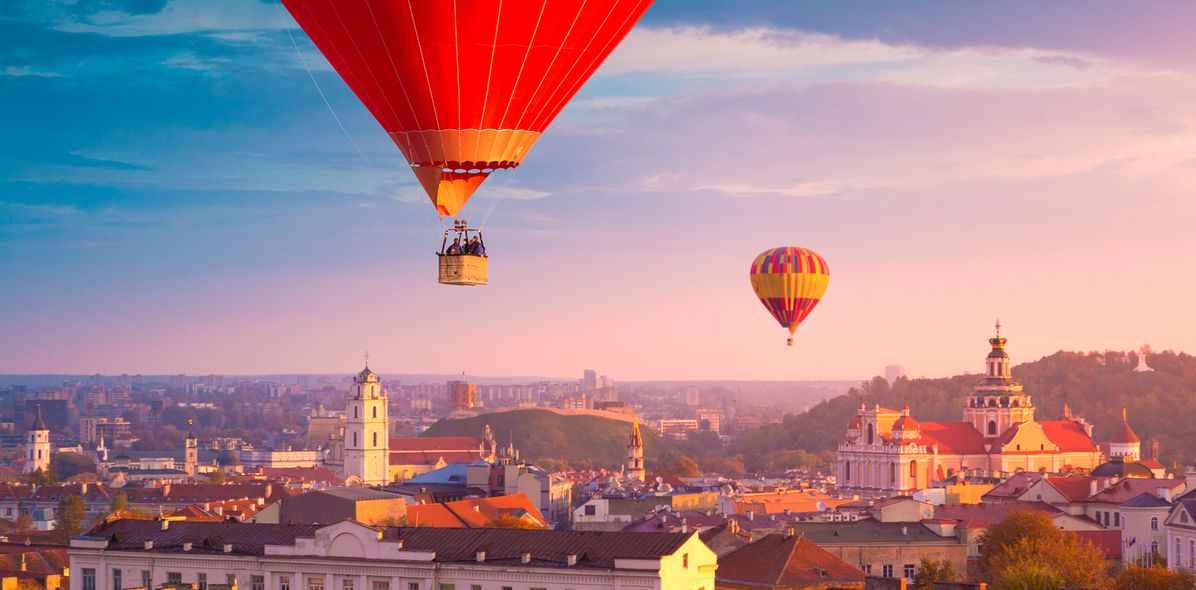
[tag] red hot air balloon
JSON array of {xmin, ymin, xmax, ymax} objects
[
  {"xmin": 749, "ymin": 247, "xmax": 830, "ymax": 346},
  {"xmin": 282, "ymin": 0, "xmax": 654, "ymax": 218}
]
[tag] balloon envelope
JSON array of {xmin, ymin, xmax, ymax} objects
[
  {"xmin": 749, "ymin": 247, "xmax": 830, "ymax": 346},
  {"xmin": 283, "ymin": 0, "xmax": 654, "ymax": 217}
]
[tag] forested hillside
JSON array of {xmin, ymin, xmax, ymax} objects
[{"xmin": 738, "ymin": 349, "xmax": 1196, "ymax": 469}]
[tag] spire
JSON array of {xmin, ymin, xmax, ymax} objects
[
  {"xmin": 30, "ymin": 404, "xmax": 46, "ymax": 431},
  {"xmin": 629, "ymin": 419, "xmax": 643, "ymax": 449}
]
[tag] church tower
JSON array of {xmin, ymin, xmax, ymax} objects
[
  {"xmin": 963, "ymin": 322, "xmax": 1035, "ymax": 438},
  {"xmin": 344, "ymin": 362, "xmax": 390, "ymax": 485},
  {"xmin": 1108, "ymin": 408, "xmax": 1141, "ymax": 461},
  {"xmin": 24, "ymin": 404, "xmax": 50, "ymax": 474},
  {"xmin": 625, "ymin": 420, "xmax": 645, "ymax": 482},
  {"xmin": 184, "ymin": 424, "xmax": 198, "ymax": 477}
]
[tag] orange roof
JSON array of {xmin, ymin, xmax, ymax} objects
[
  {"xmin": 1043, "ymin": 476, "xmax": 1097, "ymax": 503},
  {"xmin": 406, "ymin": 493, "xmax": 546, "ymax": 528},
  {"xmin": 916, "ymin": 422, "xmax": 987, "ymax": 454},
  {"xmin": 1110, "ymin": 420, "xmax": 1140, "ymax": 444},
  {"xmin": 732, "ymin": 490, "xmax": 848, "ymax": 515},
  {"xmin": 717, "ymin": 534, "xmax": 864, "ymax": 587},
  {"xmin": 1040, "ymin": 421, "xmax": 1099, "ymax": 452}
]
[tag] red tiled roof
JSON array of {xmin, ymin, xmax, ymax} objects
[
  {"xmin": 1040, "ymin": 421, "xmax": 1099, "ymax": 452},
  {"xmin": 1139, "ymin": 459, "xmax": 1166, "ymax": 471},
  {"xmin": 256, "ymin": 466, "xmax": 343, "ymax": 485},
  {"xmin": 717, "ymin": 534, "xmax": 865, "ymax": 587},
  {"xmin": 915, "ymin": 422, "xmax": 987, "ymax": 454},
  {"xmin": 1043, "ymin": 476, "xmax": 1097, "ymax": 503},
  {"xmin": 934, "ymin": 501, "xmax": 1063, "ymax": 527},
  {"xmin": 1088, "ymin": 478, "xmax": 1181, "ymax": 504},
  {"xmin": 1110, "ymin": 420, "xmax": 1140, "ymax": 444},
  {"xmin": 984, "ymin": 472, "xmax": 1046, "ymax": 500},
  {"xmin": 406, "ymin": 493, "xmax": 546, "ymax": 529},
  {"xmin": 1074, "ymin": 530, "xmax": 1121, "ymax": 560}
]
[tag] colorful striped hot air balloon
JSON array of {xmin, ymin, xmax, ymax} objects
[
  {"xmin": 749, "ymin": 247, "xmax": 830, "ymax": 346},
  {"xmin": 282, "ymin": 0, "xmax": 654, "ymax": 218}
]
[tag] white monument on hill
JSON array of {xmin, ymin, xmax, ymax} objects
[{"xmin": 1134, "ymin": 345, "xmax": 1154, "ymax": 373}]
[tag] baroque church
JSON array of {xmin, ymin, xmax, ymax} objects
[{"xmin": 836, "ymin": 327, "xmax": 1107, "ymax": 496}]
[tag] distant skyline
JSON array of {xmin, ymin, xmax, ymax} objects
[{"xmin": 3, "ymin": 1, "xmax": 1196, "ymax": 380}]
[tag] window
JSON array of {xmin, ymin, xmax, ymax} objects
[
  {"xmin": 83, "ymin": 569, "xmax": 96, "ymax": 590},
  {"xmin": 1184, "ymin": 512, "xmax": 1190, "ymax": 524},
  {"xmin": 987, "ymin": 421, "xmax": 997, "ymax": 435},
  {"xmin": 407, "ymin": 583, "xmax": 418, "ymax": 590},
  {"xmin": 354, "ymin": 406, "xmax": 358, "ymax": 419},
  {"xmin": 845, "ymin": 462, "xmax": 851, "ymax": 480},
  {"xmin": 372, "ymin": 584, "xmax": 388, "ymax": 590},
  {"xmin": 861, "ymin": 565, "xmax": 871, "ymax": 575},
  {"xmin": 439, "ymin": 585, "xmax": 455, "ymax": 590},
  {"xmin": 199, "ymin": 573, "xmax": 208, "ymax": 590},
  {"xmin": 683, "ymin": 553, "xmax": 689, "ymax": 568},
  {"xmin": 342, "ymin": 580, "xmax": 354, "ymax": 590},
  {"xmin": 584, "ymin": 505, "xmax": 596, "ymax": 516},
  {"xmin": 308, "ymin": 577, "xmax": 325, "ymax": 590},
  {"xmin": 142, "ymin": 571, "xmax": 152, "ymax": 590},
  {"xmin": 882, "ymin": 564, "xmax": 894, "ymax": 578},
  {"xmin": 3, "ymin": 508, "xmax": 10, "ymax": 517},
  {"xmin": 889, "ymin": 463, "xmax": 896, "ymax": 484},
  {"xmin": 279, "ymin": 575, "xmax": 291, "ymax": 590},
  {"xmin": 1176, "ymin": 538, "xmax": 1182, "ymax": 565},
  {"xmin": 114, "ymin": 568, "xmax": 123, "ymax": 590},
  {"xmin": 252, "ymin": 576, "xmax": 265, "ymax": 590},
  {"xmin": 372, "ymin": 406, "xmax": 377, "ymax": 418},
  {"xmin": 352, "ymin": 432, "xmax": 358, "ymax": 447},
  {"xmin": 168, "ymin": 573, "xmax": 182, "ymax": 585},
  {"xmin": 1114, "ymin": 512, "xmax": 1120, "ymax": 527},
  {"xmin": 470, "ymin": 585, "xmax": 480, "ymax": 590},
  {"xmin": 1190, "ymin": 539, "xmax": 1195, "ymax": 568},
  {"xmin": 903, "ymin": 564, "xmax": 916, "ymax": 580},
  {"xmin": 1152, "ymin": 541, "xmax": 1159, "ymax": 554},
  {"xmin": 373, "ymin": 432, "xmax": 378, "ymax": 447},
  {"xmin": 867, "ymin": 423, "xmax": 875, "ymax": 445},
  {"xmin": 909, "ymin": 460, "xmax": 917, "ymax": 481},
  {"xmin": 1152, "ymin": 517, "xmax": 1160, "ymax": 530}
]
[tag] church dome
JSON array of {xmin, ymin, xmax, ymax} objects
[
  {"xmin": 1110, "ymin": 410, "xmax": 1140, "ymax": 444},
  {"xmin": 1091, "ymin": 456, "xmax": 1152, "ymax": 479},
  {"xmin": 356, "ymin": 365, "xmax": 379, "ymax": 383},
  {"xmin": 30, "ymin": 405, "xmax": 46, "ymax": 431},
  {"xmin": 893, "ymin": 406, "xmax": 920, "ymax": 431}
]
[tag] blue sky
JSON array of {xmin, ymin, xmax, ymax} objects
[{"xmin": 4, "ymin": 1, "xmax": 1196, "ymax": 380}]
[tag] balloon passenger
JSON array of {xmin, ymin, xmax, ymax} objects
[
  {"xmin": 445, "ymin": 238, "xmax": 462, "ymax": 256},
  {"xmin": 469, "ymin": 237, "xmax": 485, "ymax": 257}
]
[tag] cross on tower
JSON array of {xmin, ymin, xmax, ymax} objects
[
  {"xmin": 364, "ymin": 351, "xmax": 369, "ymax": 368},
  {"xmin": 995, "ymin": 319, "xmax": 1001, "ymax": 337}
]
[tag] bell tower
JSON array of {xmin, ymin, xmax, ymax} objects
[
  {"xmin": 24, "ymin": 404, "xmax": 50, "ymax": 475},
  {"xmin": 964, "ymin": 322, "xmax": 1035, "ymax": 438},
  {"xmin": 625, "ymin": 420, "xmax": 645, "ymax": 482},
  {"xmin": 344, "ymin": 359, "xmax": 390, "ymax": 485}
]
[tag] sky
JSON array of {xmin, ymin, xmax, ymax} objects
[{"xmin": 3, "ymin": 1, "xmax": 1196, "ymax": 381}]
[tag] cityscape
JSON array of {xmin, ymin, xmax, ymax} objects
[{"xmin": 4, "ymin": 2, "xmax": 1196, "ymax": 590}]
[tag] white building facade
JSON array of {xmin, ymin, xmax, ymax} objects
[
  {"xmin": 344, "ymin": 366, "xmax": 390, "ymax": 485},
  {"xmin": 69, "ymin": 520, "xmax": 715, "ymax": 590}
]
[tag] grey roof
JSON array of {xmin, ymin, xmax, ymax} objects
[
  {"xmin": 1092, "ymin": 460, "xmax": 1154, "ymax": 479},
  {"xmin": 84, "ymin": 519, "xmax": 692, "ymax": 569},
  {"xmin": 786, "ymin": 520, "xmax": 955, "ymax": 545},
  {"xmin": 1121, "ymin": 492, "xmax": 1173, "ymax": 508},
  {"xmin": 314, "ymin": 488, "xmax": 398, "ymax": 501}
]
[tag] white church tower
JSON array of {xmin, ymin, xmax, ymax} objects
[
  {"xmin": 344, "ymin": 361, "xmax": 390, "ymax": 485},
  {"xmin": 25, "ymin": 404, "xmax": 50, "ymax": 474}
]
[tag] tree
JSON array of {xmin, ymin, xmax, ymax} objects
[
  {"xmin": 1113, "ymin": 566, "xmax": 1196, "ymax": 590},
  {"xmin": 483, "ymin": 515, "xmax": 543, "ymax": 529},
  {"xmin": 207, "ymin": 470, "xmax": 226, "ymax": 484},
  {"xmin": 52, "ymin": 496, "xmax": 88, "ymax": 544},
  {"xmin": 27, "ymin": 467, "xmax": 56, "ymax": 487},
  {"xmin": 109, "ymin": 492, "xmax": 129, "ymax": 513},
  {"xmin": 52, "ymin": 452, "xmax": 97, "ymax": 481},
  {"xmin": 979, "ymin": 511, "xmax": 1110, "ymax": 590},
  {"xmin": 911, "ymin": 557, "xmax": 956, "ymax": 590},
  {"xmin": 664, "ymin": 456, "xmax": 701, "ymax": 477}
]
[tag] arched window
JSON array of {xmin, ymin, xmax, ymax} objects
[
  {"xmin": 867, "ymin": 423, "xmax": 875, "ymax": 445},
  {"xmin": 845, "ymin": 462, "xmax": 851, "ymax": 480},
  {"xmin": 354, "ymin": 406, "xmax": 358, "ymax": 419},
  {"xmin": 352, "ymin": 432, "xmax": 358, "ymax": 448},
  {"xmin": 909, "ymin": 460, "xmax": 918, "ymax": 481},
  {"xmin": 988, "ymin": 421, "xmax": 997, "ymax": 436},
  {"xmin": 372, "ymin": 432, "xmax": 378, "ymax": 447},
  {"xmin": 1151, "ymin": 541, "xmax": 1159, "ymax": 554},
  {"xmin": 372, "ymin": 406, "xmax": 377, "ymax": 418},
  {"xmin": 1151, "ymin": 517, "xmax": 1159, "ymax": 530},
  {"xmin": 987, "ymin": 398, "xmax": 996, "ymax": 407}
]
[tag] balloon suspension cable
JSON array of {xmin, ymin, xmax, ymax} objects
[
  {"xmin": 477, "ymin": 167, "xmax": 514, "ymax": 231},
  {"xmin": 274, "ymin": 0, "xmax": 437, "ymax": 229}
]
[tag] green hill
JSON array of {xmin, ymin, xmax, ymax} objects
[
  {"xmin": 736, "ymin": 349, "xmax": 1196, "ymax": 469},
  {"xmin": 420, "ymin": 409, "xmax": 676, "ymax": 470}
]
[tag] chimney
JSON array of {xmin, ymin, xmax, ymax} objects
[
  {"xmin": 747, "ymin": 510, "xmax": 755, "ymax": 521},
  {"xmin": 475, "ymin": 550, "xmax": 486, "ymax": 562},
  {"xmin": 183, "ymin": 542, "xmax": 193, "ymax": 552},
  {"xmin": 160, "ymin": 520, "xmax": 169, "ymax": 531},
  {"xmin": 81, "ymin": 483, "xmax": 89, "ymax": 494},
  {"xmin": 144, "ymin": 541, "xmax": 154, "ymax": 550},
  {"xmin": 224, "ymin": 544, "xmax": 233, "ymax": 553},
  {"xmin": 521, "ymin": 552, "xmax": 531, "ymax": 564},
  {"xmin": 900, "ymin": 526, "xmax": 908, "ymax": 536},
  {"xmin": 566, "ymin": 554, "xmax": 577, "ymax": 566},
  {"xmin": 1159, "ymin": 488, "xmax": 1173, "ymax": 502},
  {"xmin": 784, "ymin": 527, "xmax": 795, "ymax": 539},
  {"xmin": 1090, "ymin": 480, "xmax": 1098, "ymax": 497},
  {"xmin": 681, "ymin": 518, "xmax": 688, "ymax": 534}
]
